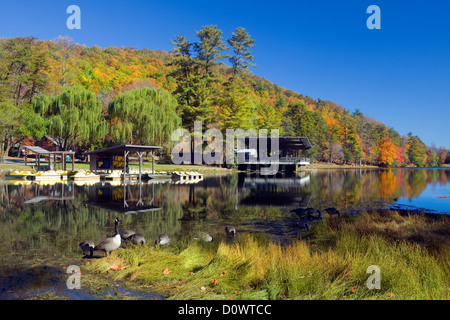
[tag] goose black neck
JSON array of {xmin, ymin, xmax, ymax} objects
[{"xmin": 115, "ymin": 220, "xmax": 119, "ymax": 235}]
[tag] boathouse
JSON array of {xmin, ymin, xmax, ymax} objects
[
  {"xmin": 83, "ymin": 144, "xmax": 162, "ymax": 179},
  {"xmin": 236, "ymin": 136, "xmax": 315, "ymax": 172},
  {"xmin": 24, "ymin": 146, "xmax": 75, "ymax": 171}
]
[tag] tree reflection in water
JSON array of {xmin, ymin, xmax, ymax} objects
[{"xmin": 0, "ymin": 168, "xmax": 448, "ymax": 260}]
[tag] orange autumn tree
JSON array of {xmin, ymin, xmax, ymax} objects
[{"xmin": 377, "ymin": 137, "xmax": 397, "ymax": 166}]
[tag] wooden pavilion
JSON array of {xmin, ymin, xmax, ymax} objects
[
  {"xmin": 24, "ymin": 146, "xmax": 75, "ymax": 171},
  {"xmin": 83, "ymin": 144, "xmax": 162, "ymax": 180}
]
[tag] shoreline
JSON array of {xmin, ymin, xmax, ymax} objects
[
  {"xmin": 1, "ymin": 208, "xmax": 448, "ymax": 300},
  {"xmin": 1, "ymin": 161, "xmax": 448, "ymax": 175}
]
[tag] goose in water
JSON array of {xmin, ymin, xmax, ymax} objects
[
  {"xmin": 225, "ymin": 225, "xmax": 236, "ymax": 238},
  {"xmin": 324, "ymin": 207, "xmax": 340, "ymax": 217},
  {"xmin": 79, "ymin": 240, "xmax": 94, "ymax": 258},
  {"xmin": 127, "ymin": 233, "xmax": 145, "ymax": 245},
  {"xmin": 154, "ymin": 233, "xmax": 170, "ymax": 247},
  {"xmin": 93, "ymin": 218, "xmax": 122, "ymax": 257}
]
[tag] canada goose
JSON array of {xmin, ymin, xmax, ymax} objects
[
  {"xmin": 225, "ymin": 225, "xmax": 236, "ymax": 238},
  {"xmin": 194, "ymin": 232, "xmax": 213, "ymax": 242},
  {"xmin": 306, "ymin": 207, "xmax": 321, "ymax": 217},
  {"xmin": 120, "ymin": 229, "xmax": 136, "ymax": 240},
  {"xmin": 154, "ymin": 233, "xmax": 170, "ymax": 247},
  {"xmin": 324, "ymin": 207, "xmax": 340, "ymax": 217},
  {"xmin": 291, "ymin": 208, "xmax": 308, "ymax": 217},
  {"xmin": 79, "ymin": 240, "xmax": 94, "ymax": 258},
  {"xmin": 93, "ymin": 218, "xmax": 121, "ymax": 257},
  {"xmin": 127, "ymin": 233, "xmax": 145, "ymax": 245}
]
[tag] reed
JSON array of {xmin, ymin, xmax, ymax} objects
[{"xmin": 83, "ymin": 211, "xmax": 450, "ymax": 300}]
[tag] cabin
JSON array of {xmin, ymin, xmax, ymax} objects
[
  {"xmin": 235, "ymin": 136, "xmax": 315, "ymax": 172},
  {"xmin": 186, "ymin": 136, "xmax": 315, "ymax": 172}
]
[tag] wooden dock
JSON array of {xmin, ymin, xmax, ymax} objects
[
  {"xmin": 171, "ymin": 171, "xmax": 203, "ymax": 182},
  {"xmin": 4, "ymin": 169, "xmax": 204, "ymax": 185}
]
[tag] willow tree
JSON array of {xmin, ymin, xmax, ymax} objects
[
  {"xmin": 33, "ymin": 86, "xmax": 107, "ymax": 151},
  {"xmin": 107, "ymin": 87, "xmax": 181, "ymax": 146}
]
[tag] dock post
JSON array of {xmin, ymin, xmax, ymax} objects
[
  {"xmin": 123, "ymin": 151, "xmax": 129, "ymax": 180},
  {"xmin": 151, "ymin": 151, "xmax": 155, "ymax": 174},
  {"xmin": 137, "ymin": 151, "xmax": 144, "ymax": 182}
]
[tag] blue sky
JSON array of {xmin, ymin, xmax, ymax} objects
[{"xmin": 1, "ymin": 0, "xmax": 449, "ymax": 147}]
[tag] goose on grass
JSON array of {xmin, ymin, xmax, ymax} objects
[
  {"xmin": 79, "ymin": 240, "xmax": 94, "ymax": 258},
  {"xmin": 120, "ymin": 229, "xmax": 136, "ymax": 241},
  {"xmin": 324, "ymin": 207, "xmax": 340, "ymax": 217},
  {"xmin": 224, "ymin": 225, "xmax": 236, "ymax": 238},
  {"xmin": 127, "ymin": 233, "xmax": 145, "ymax": 245},
  {"xmin": 154, "ymin": 233, "xmax": 170, "ymax": 247},
  {"xmin": 93, "ymin": 218, "xmax": 121, "ymax": 257},
  {"xmin": 194, "ymin": 231, "xmax": 213, "ymax": 242}
]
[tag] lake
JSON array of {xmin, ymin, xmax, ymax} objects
[{"xmin": 0, "ymin": 168, "xmax": 449, "ymax": 299}]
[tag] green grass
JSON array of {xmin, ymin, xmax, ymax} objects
[{"xmin": 83, "ymin": 212, "xmax": 450, "ymax": 300}]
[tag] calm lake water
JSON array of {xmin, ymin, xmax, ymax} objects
[{"xmin": 0, "ymin": 168, "xmax": 449, "ymax": 299}]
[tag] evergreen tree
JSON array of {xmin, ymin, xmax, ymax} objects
[
  {"xmin": 194, "ymin": 25, "xmax": 229, "ymax": 75},
  {"xmin": 227, "ymin": 27, "xmax": 256, "ymax": 76},
  {"xmin": 168, "ymin": 34, "xmax": 201, "ymax": 127},
  {"xmin": 219, "ymin": 77, "xmax": 255, "ymax": 130}
]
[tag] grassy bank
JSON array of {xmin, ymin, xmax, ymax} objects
[{"xmin": 82, "ymin": 211, "xmax": 450, "ymax": 300}]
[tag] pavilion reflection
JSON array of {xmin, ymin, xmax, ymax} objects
[{"xmin": 83, "ymin": 181, "xmax": 162, "ymax": 215}]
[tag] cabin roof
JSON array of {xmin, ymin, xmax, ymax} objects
[
  {"xmin": 83, "ymin": 144, "xmax": 162, "ymax": 156},
  {"xmin": 242, "ymin": 137, "xmax": 315, "ymax": 150},
  {"xmin": 24, "ymin": 146, "xmax": 75, "ymax": 155}
]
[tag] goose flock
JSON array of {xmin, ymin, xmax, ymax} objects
[
  {"xmin": 79, "ymin": 217, "xmax": 169, "ymax": 258},
  {"xmin": 79, "ymin": 208, "xmax": 340, "ymax": 258}
]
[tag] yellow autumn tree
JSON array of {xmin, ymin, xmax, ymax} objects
[{"xmin": 377, "ymin": 137, "xmax": 397, "ymax": 166}]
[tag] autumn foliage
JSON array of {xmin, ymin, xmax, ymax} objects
[{"xmin": 0, "ymin": 35, "xmax": 446, "ymax": 167}]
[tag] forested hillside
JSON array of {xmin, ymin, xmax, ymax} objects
[{"xmin": 0, "ymin": 28, "xmax": 448, "ymax": 167}]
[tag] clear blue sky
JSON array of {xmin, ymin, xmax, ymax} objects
[{"xmin": 1, "ymin": 0, "xmax": 449, "ymax": 147}]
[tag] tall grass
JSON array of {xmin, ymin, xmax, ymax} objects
[{"xmin": 83, "ymin": 212, "xmax": 450, "ymax": 300}]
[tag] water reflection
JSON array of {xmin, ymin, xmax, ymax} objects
[
  {"xmin": 1, "ymin": 168, "xmax": 449, "ymax": 297},
  {"xmin": 84, "ymin": 182, "xmax": 161, "ymax": 214},
  {"xmin": 0, "ymin": 168, "xmax": 449, "ymax": 258}
]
